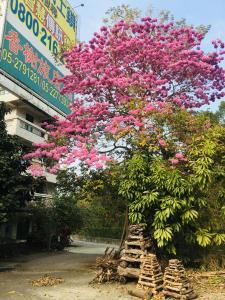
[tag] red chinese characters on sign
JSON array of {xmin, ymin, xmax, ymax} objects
[
  {"xmin": 23, "ymin": 43, "xmax": 39, "ymax": 69},
  {"xmin": 5, "ymin": 31, "xmax": 23, "ymax": 54},
  {"xmin": 24, "ymin": 0, "xmax": 36, "ymax": 12},
  {"xmin": 38, "ymin": 58, "xmax": 50, "ymax": 80},
  {"xmin": 4, "ymin": 27, "xmax": 65, "ymax": 94},
  {"xmin": 51, "ymin": 70, "xmax": 63, "ymax": 90}
]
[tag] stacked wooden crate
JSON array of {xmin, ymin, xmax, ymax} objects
[
  {"xmin": 137, "ymin": 253, "xmax": 163, "ymax": 295},
  {"xmin": 118, "ymin": 224, "xmax": 152, "ymax": 279},
  {"xmin": 163, "ymin": 259, "xmax": 197, "ymax": 300}
]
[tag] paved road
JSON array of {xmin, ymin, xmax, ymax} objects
[
  {"xmin": 0, "ymin": 242, "xmax": 134, "ymax": 300},
  {"xmin": 66, "ymin": 239, "xmax": 119, "ymax": 255}
]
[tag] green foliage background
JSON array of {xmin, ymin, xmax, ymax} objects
[
  {"xmin": 0, "ymin": 102, "xmax": 39, "ymax": 226},
  {"xmin": 56, "ymin": 168, "xmax": 126, "ymax": 239},
  {"xmin": 118, "ymin": 106, "xmax": 225, "ymax": 256}
]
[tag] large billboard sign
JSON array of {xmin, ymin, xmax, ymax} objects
[{"xmin": 0, "ymin": 0, "xmax": 77, "ymax": 114}]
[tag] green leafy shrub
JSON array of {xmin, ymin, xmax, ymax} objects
[{"xmin": 119, "ymin": 108, "xmax": 225, "ymax": 255}]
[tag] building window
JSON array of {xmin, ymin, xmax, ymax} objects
[
  {"xmin": 26, "ymin": 113, "xmax": 34, "ymax": 123},
  {"xmin": 24, "ymin": 123, "xmax": 33, "ymax": 133}
]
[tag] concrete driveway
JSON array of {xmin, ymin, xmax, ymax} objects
[{"xmin": 0, "ymin": 242, "xmax": 133, "ymax": 300}]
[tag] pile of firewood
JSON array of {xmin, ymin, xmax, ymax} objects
[
  {"xmin": 118, "ymin": 224, "xmax": 153, "ymax": 279},
  {"xmin": 137, "ymin": 254, "xmax": 163, "ymax": 295},
  {"xmin": 92, "ymin": 247, "xmax": 122, "ymax": 283},
  {"xmin": 91, "ymin": 226, "xmax": 197, "ymax": 300},
  {"xmin": 163, "ymin": 259, "xmax": 197, "ymax": 300}
]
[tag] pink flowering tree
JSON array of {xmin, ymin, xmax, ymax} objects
[
  {"xmin": 26, "ymin": 18, "xmax": 225, "ymax": 172},
  {"xmin": 26, "ymin": 18, "xmax": 225, "ymax": 254}
]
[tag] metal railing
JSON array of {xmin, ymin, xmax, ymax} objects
[{"xmin": 18, "ymin": 118, "xmax": 46, "ymax": 138}]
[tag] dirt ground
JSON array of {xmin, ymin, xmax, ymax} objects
[
  {"xmin": 0, "ymin": 250, "xmax": 134, "ymax": 300},
  {"xmin": 0, "ymin": 242, "xmax": 224, "ymax": 300}
]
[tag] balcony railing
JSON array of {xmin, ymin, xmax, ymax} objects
[
  {"xmin": 34, "ymin": 192, "xmax": 53, "ymax": 199},
  {"xmin": 19, "ymin": 119, "xmax": 46, "ymax": 138},
  {"xmin": 6, "ymin": 116, "xmax": 47, "ymax": 143}
]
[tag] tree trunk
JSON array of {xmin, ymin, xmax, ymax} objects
[{"xmin": 119, "ymin": 205, "xmax": 128, "ymax": 252}]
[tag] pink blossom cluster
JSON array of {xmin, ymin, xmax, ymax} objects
[
  {"xmin": 169, "ymin": 153, "xmax": 187, "ymax": 165},
  {"xmin": 158, "ymin": 139, "xmax": 167, "ymax": 147},
  {"xmin": 27, "ymin": 18, "xmax": 225, "ymax": 173},
  {"xmin": 27, "ymin": 164, "xmax": 45, "ymax": 177}
]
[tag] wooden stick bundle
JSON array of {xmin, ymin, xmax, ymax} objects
[{"xmin": 92, "ymin": 247, "xmax": 121, "ymax": 283}]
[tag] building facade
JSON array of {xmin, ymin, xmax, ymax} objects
[
  {"xmin": 0, "ymin": 0, "xmax": 77, "ymax": 243},
  {"xmin": 0, "ymin": 73, "xmax": 66, "ymax": 242}
]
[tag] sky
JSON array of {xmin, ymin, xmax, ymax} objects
[
  {"xmin": 72, "ymin": 0, "xmax": 225, "ymax": 43},
  {"xmin": 71, "ymin": 0, "xmax": 225, "ymax": 111}
]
